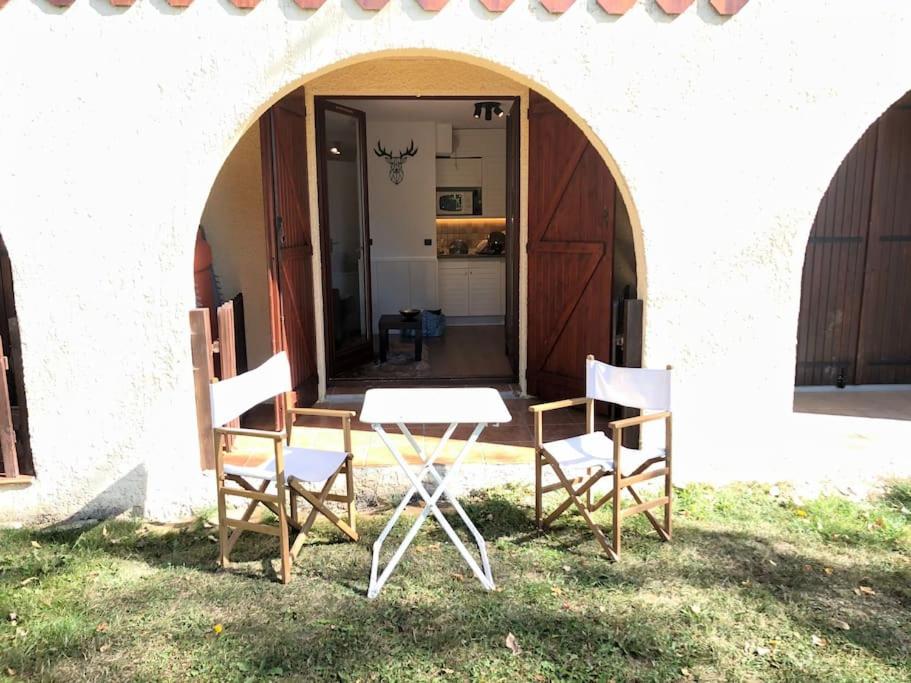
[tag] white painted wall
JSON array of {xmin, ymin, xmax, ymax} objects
[
  {"xmin": 2, "ymin": 1, "xmax": 911, "ymax": 523},
  {"xmin": 366, "ymin": 120, "xmax": 439, "ymax": 330}
]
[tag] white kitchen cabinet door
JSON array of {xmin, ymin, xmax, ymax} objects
[
  {"xmin": 439, "ymin": 265, "xmax": 469, "ymax": 316},
  {"xmin": 467, "ymin": 261, "xmax": 505, "ymax": 316}
]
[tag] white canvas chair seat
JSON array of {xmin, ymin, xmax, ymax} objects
[
  {"xmin": 542, "ymin": 431, "xmax": 666, "ymax": 473},
  {"xmin": 224, "ymin": 447, "xmax": 348, "ymax": 484},
  {"xmin": 532, "ymin": 355, "xmax": 673, "ymax": 562}
]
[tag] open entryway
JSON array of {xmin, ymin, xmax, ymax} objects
[{"xmin": 314, "ymin": 95, "xmax": 520, "ymax": 385}]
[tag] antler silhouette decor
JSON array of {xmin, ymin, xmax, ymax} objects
[{"xmin": 374, "ymin": 139, "xmax": 418, "ymax": 185}]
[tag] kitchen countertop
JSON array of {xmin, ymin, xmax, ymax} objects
[{"xmin": 437, "ymin": 253, "xmax": 506, "ymax": 259}]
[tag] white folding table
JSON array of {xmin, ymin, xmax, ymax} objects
[{"xmin": 360, "ymin": 387, "xmax": 512, "ymax": 599}]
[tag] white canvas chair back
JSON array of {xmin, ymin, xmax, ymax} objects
[
  {"xmin": 210, "ymin": 352, "xmax": 292, "ymax": 427},
  {"xmin": 586, "ymin": 358, "xmax": 671, "ymax": 411}
]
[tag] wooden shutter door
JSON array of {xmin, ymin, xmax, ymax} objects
[
  {"xmin": 795, "ymin": 123, "xmax": 878, "ymax": 386},
  {"xmin": 261, "ymin": 98, "xmax": 319, "ymax": 407},
  {"xmin": 527, "ymin": 91, "xmax": 616, "ymax": 400},
  {"xmin": 856, "ymin": 107, "xmax": 911, "ymax": 384}
]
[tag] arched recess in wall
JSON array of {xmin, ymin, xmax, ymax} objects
[
  {"xmin": 795, "ymin": 89, "xmax": 911, "ymax": 387},
  {"xmin": 191, "ymin": 53, "xmax": 641, "ymax": 449},
  {"xmin": 0, "ymin": 236, "xmax": 33, "ymax": 481}
]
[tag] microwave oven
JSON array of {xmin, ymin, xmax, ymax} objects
[{"xmin": 436, "ymin": 187, "xmax": 482, "ymax": 216}]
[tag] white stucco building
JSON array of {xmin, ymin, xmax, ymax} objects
[{"xmin": 1, "ymin": 0, "xmax": 910, "ymax": 524}]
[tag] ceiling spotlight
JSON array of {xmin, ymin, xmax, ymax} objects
[{"xmin": 473, "ymin": 101, "xmax": 504, "ymax": 122}]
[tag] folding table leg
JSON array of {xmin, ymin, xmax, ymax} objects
[
  {"xmin": 368, "ymin": 422, "xmax": 493, "ymax": 599},
  {"xmin": 399, "ymin": 426, "xmax": 494, "ymax": 585},
  {"xmin": 368, "ymin": 423, "xmax": 457, "ymax": 597}
]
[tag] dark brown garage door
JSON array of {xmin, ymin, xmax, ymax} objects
[{"xmin": 796, "ymin": 98, "xmax": 911, "ymax": 386}]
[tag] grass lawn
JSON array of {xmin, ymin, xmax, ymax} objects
[{"xmin": 1, "ymin": 481, "xmax": 910, "ymax": 682}]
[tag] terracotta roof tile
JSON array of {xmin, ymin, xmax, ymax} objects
[{"xmin": 26, "ymin": 0, "xmax": 748, "ymax": 16}]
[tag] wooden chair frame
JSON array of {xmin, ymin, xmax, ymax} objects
[
  {"xmin": 215, "ymin": 397, "xmax": 358, "ymax": 584},
  {"xmin": 530, "ymin": 368, "xmax": 672, "ymax": 561}
]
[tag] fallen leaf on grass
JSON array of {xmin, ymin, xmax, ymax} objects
[
  {"xmin": 811, "ymin": 634, "xmax": 827, "ymax": 648},
  {"xmin": 98, "ymin": 643, "xmax": 111, "ymax": 654},
  {"xmin": 550, "ymin": 585, "xmax": 563, "ymax": 596},
  {"xmin": 206, "ymin": 535, "xmax": 218, "ymax": 544},
  {"xmin": 6, "ymin": 668, "xmax": 16, "ymax": 677},
  {"xmin": 30, "ymin": 540, "xmax": 40, "ymax": 549},
  {"xmin": 690, "ymin": 604, "xmax": 702, "ymax": 615},
  {"xmin": 854, "ymin": 585, "xmax": 876, "ymax": 597},
  {"xmin": 831, "ymin": 619, "xmax": 851, "ymax": 631},
  {"xmin": 562, "ymin": 565, "xmax": 571, "ymax": 573},
  {"xmin": 450, "ymin": 573, "xmax": 465, "ymax": 582},
  {"xmin": 823, "ymin": 567, "xmax": 833, "ymax": 576},
  {"xmin": 505, "ymin": 632, "xmax": 522, "ymax": 655},
  {"xmin": 95, "ymin": 623, "xmax": 109, "ymax": 633},
  {"xmin": 19, "ymin": 577, "xmax": 37, "ymax": 587}
]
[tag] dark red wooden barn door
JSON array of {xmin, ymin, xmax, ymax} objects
[
  {"xmin": 261, "ymin": 97, "xmax": 319, "ymax": 407},
  {"xmin": 527, "ymin": 91, "xmax": 616, "ymax": 400},
  {"xmin": 856, "ymin": 106, "xmax": 911, "ymax": 384},
  {"xmin": 797, "ymin": 96, "xmax": 911, "ymax": 386},
  {"xmin": 795, "ymin": 123, "xmax": 878, "ymax": 386}
]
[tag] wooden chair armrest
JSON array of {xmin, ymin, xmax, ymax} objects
[
  {"xmin": 288, "ymin": 408, "xmax": 357, "ymax": 419},
  {"xmin": 609, "ymin": 411, "xmax": 671, "ymax": 430},
  {"xmin": 528, "ymin": 397, "xmax": 590, "ymax": 413},
  {"xmin": 214, "ymin": 426, "xmax": 285, "ymax": 442}
]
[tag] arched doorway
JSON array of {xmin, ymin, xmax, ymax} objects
[
  {"xmin": 0, "ymin": 236, "xmax": 32, "ymax": 481},
  {"xmin": 796, "ymin": 90, "xmax": 911, "ymax": 388},
  {"xmin": 194, "ymin": 56, "xmax": 638, "ymax": 427}
]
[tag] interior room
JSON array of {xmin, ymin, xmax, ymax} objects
[{"xmin": 318, "ymin": 97, "xmax": 517, "ymax": 383}]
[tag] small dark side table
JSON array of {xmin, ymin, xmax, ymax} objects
[{"xmin": 378, "ymin": 313, "xmax": 423, "ymax": 363}]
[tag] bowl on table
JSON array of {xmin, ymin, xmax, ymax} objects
[{"xmin": 399, "ymin": 308, "xmax": 420, "ymax": 321}]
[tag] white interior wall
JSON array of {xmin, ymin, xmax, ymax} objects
[{"xmin": 198, "ymin": 123, "xmax": 272, "ymax": 370}]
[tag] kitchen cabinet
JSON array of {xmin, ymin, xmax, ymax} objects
[{"xmin": 438, "ymin": 258, "xmax": 505, "ymax": 317}]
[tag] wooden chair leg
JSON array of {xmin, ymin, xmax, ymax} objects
[
  {"xmin": 535, "ymin": 449, "xmax": 543, "ymax": 530},
  {"xmin": 664, "ymin": 456, "xmax": 673, "ymax": 540},
  {"xmin": 217, "ymin": 480, "xmax": 229, "ymax": 568},
  {"xmin": 275, "ymin": 480, "xmax": 292, "ymax": 585},
  {"xmin": 586, "ymin": 467, "xmax": 594, "ymax": 511},
  {"xmin": 290, "ymin": 488, "xmax": 300, "ymax": 528},
  {"xmin": 612, "ymin": 467, "xmax": 622, "ymax": 560},
  {"xmin": 547, "ymin": 454, "xmax": 617, "ymax": 561},
  {"xmin": 345, "ymin": 457, "xmax": 356, "ymax": 535}
]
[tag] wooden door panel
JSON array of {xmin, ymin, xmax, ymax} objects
[
  {"xmin": 857, "ymin": 107, "xmax": 911, "ymax": 384},
  {"xmin": 527, "ymin": 91, "xmax": 615, "ymax": 400},
  {"xmin": 262, "ymin": 99, "xmax": 319, "ymax": 407},
  {"xmin": 795, "ymin": 122, "xmax": 877, "ymax": 386}
]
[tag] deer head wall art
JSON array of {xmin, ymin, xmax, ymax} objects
[{"xmin": 374, "ymin": 140, "xmax": 418, "ymax": 185}]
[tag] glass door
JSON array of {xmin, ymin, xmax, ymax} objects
[{"xmin": 316, "ymin": 100, "xmax": 373, "ymax": 375}]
